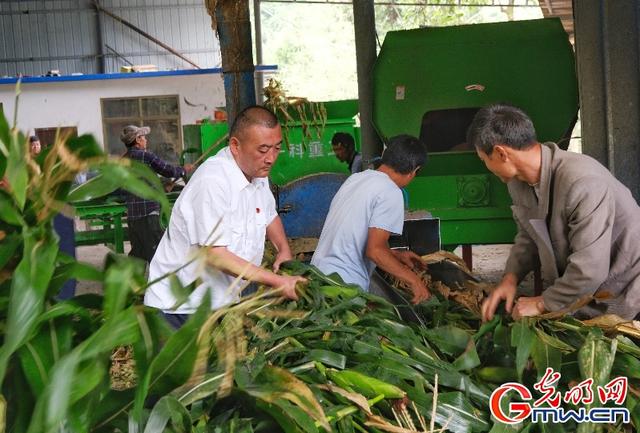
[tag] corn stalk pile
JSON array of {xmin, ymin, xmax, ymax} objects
[
  {"xmin": 263, "ymin": 78, "xmax": 327, "ymax": 148},
  {"xmin": 166, "ymin": 260, "xmax": 639, "ymax": 433}
]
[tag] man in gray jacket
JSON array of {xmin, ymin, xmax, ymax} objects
[{"xmin": 468, "ymin": 104, "xmax": 640, "ymax": 321}]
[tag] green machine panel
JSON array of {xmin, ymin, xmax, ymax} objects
[
  {"xmin": 373, "ymin": 18, "xmax": 578, "ymax": 142},
  {"xmin": 199, "ymin": 100, "xmax": 360, "ymax": 187},
  {"xmin": 373, "ymin": 18, "xmax": 579, "ymax": 247}
]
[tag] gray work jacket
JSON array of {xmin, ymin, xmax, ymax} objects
[{"xmin": 505, "ymin": 142, "xmax": 640, "ymax": 319}]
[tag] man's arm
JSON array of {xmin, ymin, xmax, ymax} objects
[
  {"xmin": 365, "ymin": 227, "xmax": 429, "ymax": 304},
  {"xmin": 207, "ymin": 246, "xmax": 304, "ymax": 300},
  {"xmin": 482, "ymin": 198, "xmax": 539, "ymax": 321},
  {"xmin": 145, "ymin": 152, "xmax": 190, "ymax": 178},
  {"xmin": 266, "ymin": 216, "xmax": 293, "ymax": 272}
]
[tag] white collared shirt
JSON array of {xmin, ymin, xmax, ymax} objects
[{"xmin": 145, "ymin": 147, "xmax": 277, "ymax": 313}]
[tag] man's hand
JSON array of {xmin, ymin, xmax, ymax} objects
[
  {"xmin": 408, "ymin": 276, "xmax": 430, "ymax": 304},
  {"xmin": 512, "ymin": 296, "xmax": 546, "ymax": 320},
  {"xmin": 183, "ymin": 163, "xmax": 195, "ymax": 174},
  {"xmin": 393, "ymin": 250, "xmax": 427, "ymax": 271},
  {"xmin": 272, "ymin": 250, "xmax": 293, "ymax": 273},
  {"xmin": 481, "ymin": 273, "xmax": 518, "ymax": 322},
  {"xmin": 274, "ymin": 275, "xmax": 307, "ymax": 300}
]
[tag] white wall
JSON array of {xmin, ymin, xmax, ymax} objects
[{"xmin": 0, "ymin": 72, "xmax": 226, "ymax": 148}]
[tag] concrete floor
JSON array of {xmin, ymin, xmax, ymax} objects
[{"xmin": 75, "ymin": 242, "xmax": 532, "ymax": 295}]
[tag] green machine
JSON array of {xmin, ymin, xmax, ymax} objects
[{"xmin": 372, "ymin": 18, "xmax": 579, "ymax": 249}]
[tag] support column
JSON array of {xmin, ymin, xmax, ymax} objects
[
  {"xmin": 253, "ymin": 0, "xmax": 265, "ymax": 104},
  {"xmin": 353, "ymin": 1, "xmax": 382, "ymax": 160},
  {"xmin": 94, "ymin": 0, "xmax": 106, "ymax": 73},
  {"xmin": 214, "ymin": 1, "xmax": 256, "ymax": 126},
  {"xmin": 573, "ymin": 0, "xmax": 640, "ymax": 199}
]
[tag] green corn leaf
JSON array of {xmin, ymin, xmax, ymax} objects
[
  {"xmin": 27, "ymin": 307, "xmax": 140, "ymax": 433},
  {"xmin": 615, "ymin": 335, "xmax": 640, "ymax": 357},
  {"xmin": 304, "ymin": 349, "xmax": 347, "ymax": 370},
  {"xmin": 578, "ymin": 331, "xmax": 616, "ymax": 387},
  {"xmin": 90, "ymin": 389, "xmax": 136, "ymax": 430},
  {"xmin": 534, "ymin": 327, "xmax": 575, "ymax": 353},
  {"xmin": 319, "ymin": 285, "xmax": 360, "ymax": 299},
  {"xmin": 356, "ymin": 359, "xmax": 426, "ymax": 389},
  {"xmin": 68, "ymin": 359, "xmax": 107, "ymax": 407},
  {"xmin": 473, "ymin": 314, "xmax": 500, "ymax": 342},
  {"xmin": 625, "ymin": 393, "xmax": 640, "ymax": 429},
  {"xmin": 488, "ymin": 422, "xmax": 529, "ymax": 433},
  {"xmin": 452, "ymin": 338, "xmax": 481, "ymax": 371},
  {"xmin": 241, "ymin": 365, "xmax": 328, "ymax": 433},
  {"xmin": 256, "ymin": 398, "xmax": 317, "ymax": 433},
  {"xmin": 407, "ymin": 389, "xmax": 490, "ymax": 433},
  {"xmin": 168, "ymin": 274, "xmax": 194, "ymax": 310},
  {"xmin": 0, "ymin": 231, "xmax": 21, "ymax": 270},
  {"xmin": 327, "ymin": 369, "xmax": 405, "ymax": 399},
  {"xmin": 423, "ymin": 325, "xmax": 471, "ymax": 357},
  {"xmin": 36, "ymin": 300, "xmax": 94, "ymax": 325},
  {"xmin": 132, "ymin": 309, "xmax": 173, "ymax": 384},
  {"xmin": 0, "ymin": 190, "xmax": 24, "ymax": 226},
  {"xmin": 510, "ymin": 320, "xmax": 535, "ymax": 381},
  {"xmin": 66, "ymin": 172, "xmax": 124, "ymax": 202},
  {"xmin": 475, "ymin": 366, "xmax": 517, "ymax": 384},
  {"xmin": 5, "ymin": 129, "xmax": 28, "ymax": 209},
  {"xmin": 48, "ymin": 259, "xmax": 103, "ymax": 298},
  {"xmin": 531, "ymin": 333, "xmax": 562, "ymax": 379},
  {"xmin": 144, "ymin": 395, "xmax": 192, "ymax": 433},
  {"xmin": 2, "ymin": 362, "xmax": 36, "ymax": 433},
  {"xmin": 64, "ymin": 134, "xmax": 104, "ymax": 159},
  {"xmin": 102, "ymin": 255, "xmax": 145, "ymax": 320},
  {"xmin": 78, "ymin": 308, "xmax": 141, "ymax": 359},
  {"xmin": 612, "ymin": 352, "xmax": 640, "ymax": 379},
  {"xmin": 131, "ymin": 299, "xmax": 210, "ymax": 428},
  {"xmin": 18, "ymin": 318, "xmax": 73, "ymax": 395},
  {"xmin": 540, "ymin": 420, "xmax": 567, "ymax": 433},
  {"xmin": 175, "ymin": 372, "xmax": 224, "ymax": 406},
  {"xmin": 0, "ymin": 228, "xmax": 58, "ymax": 386},
  {"xmin": 0, "ymin": 104, "xmax": 11, "ymax": 156}
]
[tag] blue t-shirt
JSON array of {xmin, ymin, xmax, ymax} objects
[{"xmin": 311, "ymin": 170, "xmax": 404, "ymax": 290}]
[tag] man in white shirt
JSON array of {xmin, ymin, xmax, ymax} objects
[
  {"xmin": 312, "ymin": 135, "xmax": 430, "ymax": 304},
  {"xmin": 145, "ymin": 106, "xmax": 305, "ymax": 327}
]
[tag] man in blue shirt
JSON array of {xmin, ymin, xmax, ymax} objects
[
  {"xmin": 121, "ymin": 125, "xmax": 193, "ymax": 263},
  {"xmin": 312, "ymin": 135, "xmax": 429, "ymax": 304}
]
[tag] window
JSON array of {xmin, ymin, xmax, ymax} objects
[
  {"xmin": 35, "ymin": 127, "xmax": 78, "ymax": 148},
  {"xmin": 101, "ymin": 95, "xmax": 182, "ymax": 165}
]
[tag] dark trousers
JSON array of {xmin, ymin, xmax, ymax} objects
[
  {"xmin": 128, "ymin": 214, "xmax": 164, "ymax": 263},
  {"xmin": 54, "ymin": 214, "xmax": 76, "ymax": 299},
  {"xmin": 161, "ymin": 312, "xmax": 190, "ymax": 329}
]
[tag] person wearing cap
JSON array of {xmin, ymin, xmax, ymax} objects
[
  {"xmin": 331, "ymin": 132, "xmax": 363, "ymax": 174},
  {"xmin": 121, "ymin": 125, "xmax": 194, "ymax": 263},
  {"xmin": 144, "ymin": 106, "xmax": 305, "ymax": 329},
  {"xmin": 29, "ymin": 135, "xmax": 41, "ymax": 156}
]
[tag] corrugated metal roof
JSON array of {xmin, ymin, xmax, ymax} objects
[{"xmin": 0, "ymin": 0, "xmax": 221, "ymax": 77}]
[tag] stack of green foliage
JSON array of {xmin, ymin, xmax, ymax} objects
[{"xmin": 1, "ymin": 107, "xmax": 639, "ymax": 433}]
